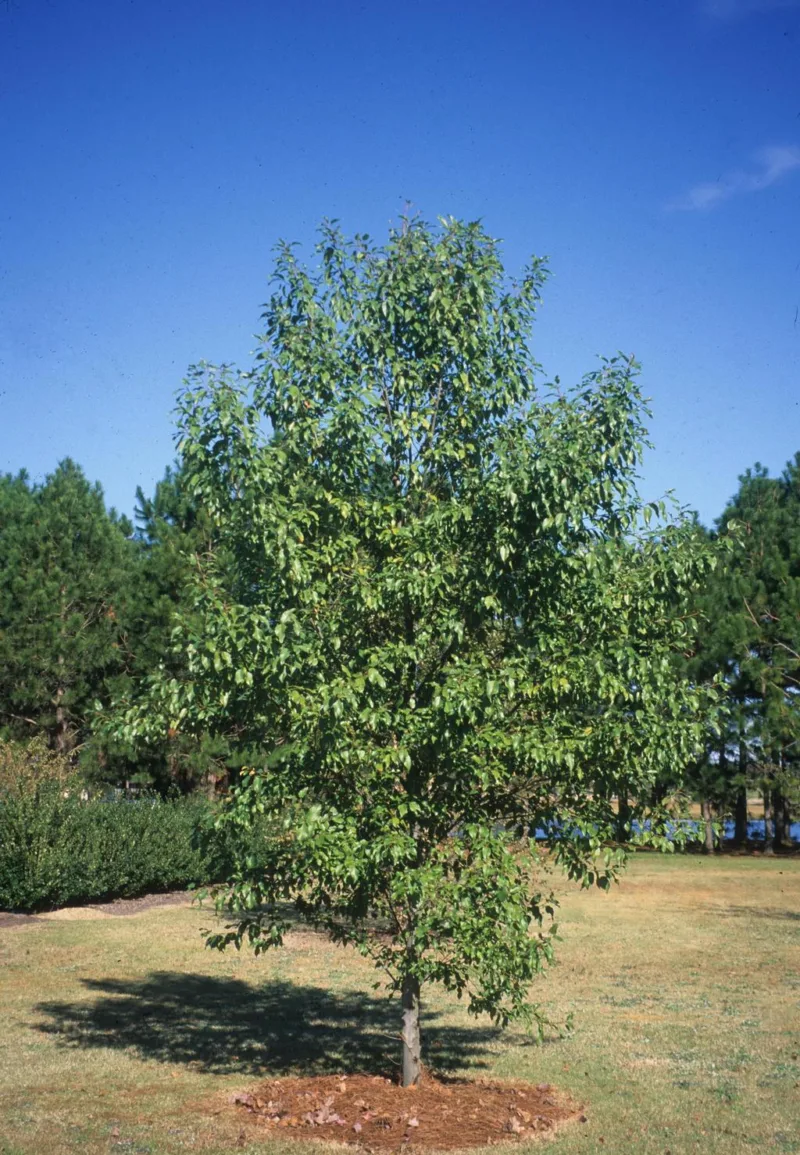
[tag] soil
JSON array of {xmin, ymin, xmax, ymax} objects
[
  {"xmin": 225, "ymin": 1072, "xmax": 583, "ymax": 1150},
  {"xmin": 0, "ymin": 889, "xmax": 191, "ymax": 927},
  {"xmin": 0, "ymin": 911, "xmax": 45, "ymax": 929}
]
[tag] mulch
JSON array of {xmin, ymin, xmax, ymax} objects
[
  {"xmin": 226, "ymin": 1073, "xmax": 584, "ymax": 1149},
  {"xmin": 0, "ymin": 911, "xmax": 46, "ymax": 929},
  {"xmin": 0, "ymin": 889, "xmax": 191, "ymax": 928}
]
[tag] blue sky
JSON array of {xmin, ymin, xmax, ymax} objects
[{"xmin": 1, "ymin": 0, "xmax": 798, "ymax": 526}]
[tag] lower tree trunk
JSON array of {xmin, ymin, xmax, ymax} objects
[
  {"xmin": 734, "ymin": 785, "xmax": 748, "ymax": 847},
  {"xmin": 701, "ymin": 800, "xmax": 715, "ymax": 853},
  {"xmin": 54, "ymin": 701, "xmax": 69, "ymax": 753},
  {"xmin": 401, "ymin": 972, "xmax": 422, "ymax": 1087},
  {"xmin": 763, "ymin": 789, "xmax": 774, "ymax": 855},
  {"xmin": 773, "ymin": 790, "xmax": 786, "ymax": 851},
  {"xmin": 783, "ymin": 796, "xmax": 793, "ymax": 847}
]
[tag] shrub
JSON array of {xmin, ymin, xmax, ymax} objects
[{"xmin": 0, "ymin": 739, "xmax": 274, "ymax": 911}]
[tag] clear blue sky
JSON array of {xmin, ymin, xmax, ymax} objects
[{"xmin": 1, "ymin": 0, "xmax": 798, "ymax": 526}]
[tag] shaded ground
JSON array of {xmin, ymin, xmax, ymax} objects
[
  {"xmin": 35, "ymin": 973, "xmax": 502, "ymax": 1078},
  {"xmin": 226, "ymin": 1073, "xmax": 582, "ymax": 1149}
]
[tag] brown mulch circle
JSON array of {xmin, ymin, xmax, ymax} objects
[{"xmin": 227, "ymin": 1073, "xmax": 584, "ymax": 1149}]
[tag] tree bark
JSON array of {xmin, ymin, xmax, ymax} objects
[
  {"xmin": 53, "ymin": 688, "xmax": 69, "ymax": 753},
  {"xmin": 762, "ymin": 788, "xmax": 774, "ymax": 855},
  {"xmin": 734, "ymin": 784, "xmax": 748, "ymax": 847},
  {"xmin": 773, "ymin": 789, "xmax": 786, "ymax": 851},
  {"xmin": 734, "ymin": 739, "xmax": 748, "ymax": 846},
  {"xmin": 701, "ymin": 799, "xmax": 715, "ymax": 853},
  {"xmin": 401, "ymin": 972, "xmax": 422, "ymax": 1087}
]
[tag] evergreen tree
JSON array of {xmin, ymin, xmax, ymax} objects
[
  {"xmin": 95, "ymin": 464, "xmax": 233, "ymax": 793},
  {"xmin": 0, "ymin": 460, "xmax": 134, "ymax": 755},
  {"xmin": 690, "ymin": 457, "xmax": 800, "ymax": 851}
]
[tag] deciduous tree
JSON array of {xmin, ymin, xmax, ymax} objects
[{"xmin": 129, "ymin": 217, "xmax": 719, "ymax": 1083}]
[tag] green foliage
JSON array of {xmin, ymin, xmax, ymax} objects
[
  {"xmin": 688, "ymin": 456, "xmax": 800, "ymax": 846},
  {"xmin": 124, "ymin": 216, "xmax": 720, "ymax": 1065},
  {"xmin": 91, "ymin": 463, "xmax": 239, "ymax": 794},
  {"xmin": 0, "ymin": 460, "xmax": 134, "ymax": 754},
  {"xmin": 0, "ymin": 739, "xmax": 271, "ymax": 911}
]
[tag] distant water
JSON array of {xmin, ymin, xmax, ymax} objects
[
  {"xmin": 531, "ymin": 818, "xmax": 799, "ymax": 844},
  {"xmin": 720, "ymin": 817, "xmax": 800, "ymax": 843}
]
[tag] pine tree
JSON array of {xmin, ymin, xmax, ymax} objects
[{"xmin": 0, "ymin": 460, "xmax": 134, "ymax": 755}]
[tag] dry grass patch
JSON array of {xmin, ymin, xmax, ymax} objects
[{"xmin": 0, "ymin": 854, "xmax": 798, "ymax": 1155}]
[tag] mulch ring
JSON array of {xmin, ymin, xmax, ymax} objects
[{"xmin": 227, "ymin": 1073, "xmax": 584, "ymax": 1149}]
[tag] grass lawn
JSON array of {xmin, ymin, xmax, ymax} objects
[{"xmin": 0, "ymin": 853, "xmax": 798, "ymax": 1155}]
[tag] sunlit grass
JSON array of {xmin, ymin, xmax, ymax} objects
[{"xmin": 0, "ymin": 853, "xmax": 797, "ymax": 1154}]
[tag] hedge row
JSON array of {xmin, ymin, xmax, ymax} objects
[{"xmin": 0, "ymin": 786, "xmax": 270, "ymax": 912}]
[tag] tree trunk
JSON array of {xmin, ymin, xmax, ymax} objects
[
  {"xmin": 52, "ymin": 681, "xmax": 74, "ymax": 754},
  {"xmin": 762, "ymin": 788, "xmax": 774, "ymax": 855},
  {"xmin": 734, "ymin": 784, "xmax": 748, "ymax": 847},
  {"xmin": 773, "ymin": 789, "xmax": 786, "ymax": 851},
  {"xmin": 701, "ymin": 800, "xmax": 715, "ymax": 853},
  {"xmin": 401, "ymin": 972, "xmax": 422, "ymax": 1087}
]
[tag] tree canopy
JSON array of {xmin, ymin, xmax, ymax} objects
[{"xmin": 125, "ymin": 216, "xmax": 721, "ymax": 1083}]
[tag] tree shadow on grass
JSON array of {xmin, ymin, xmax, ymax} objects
[
  {"xmin": 713, "ymin": 905, "xmax": 800, "ymax": 922},
  {"xmin": 34, "ymin": 973, "xmax": 503, "ymax": 1079}
]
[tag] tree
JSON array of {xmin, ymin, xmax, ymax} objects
[
  {"xmin": 130, "ymin": 217, "xmax": 719, "ymax": 1084},
  {"xmin": 0, "ymin": 460, "xmax": 134, "ymax": 755},
  {"xmin": 679, "ymin": 520, "xmax": 749, "ymax": 852},
  {"xmin": 92, "ymin": 464, "xmax": 233, "ymax": 794},
  {"xmin": 685, "ymin": 457, "xmax": 800, "ymax": 854},
  {"xmin": 714, "ymin": 460, "xmax": 800, "ymax": 850}
]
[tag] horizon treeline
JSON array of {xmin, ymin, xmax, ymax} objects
[{"xmin": 1, "ymin": 451, "xmax": 798, "ymax": 850}]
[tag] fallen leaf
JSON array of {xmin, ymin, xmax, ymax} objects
[
  {"xmin": 353, "ymin": 1122, "xmax": 362, "ymax": 1134},
  {"xmin": 408, "ymin": 1117, "xmax": 419, "ymax": 1127}
]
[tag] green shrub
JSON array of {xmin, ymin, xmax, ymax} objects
[{"xmin": 0, "ymin": 740, "xmax": 275, "ymax": 911}]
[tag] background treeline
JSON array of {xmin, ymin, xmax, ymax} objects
[
  {"xmin": 0, "ymin": 459, "xmax": 232, "ymax": 795},
  {"xmin": 1, "ymin": 453, "xmax": 798, "ymax": 851}
]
